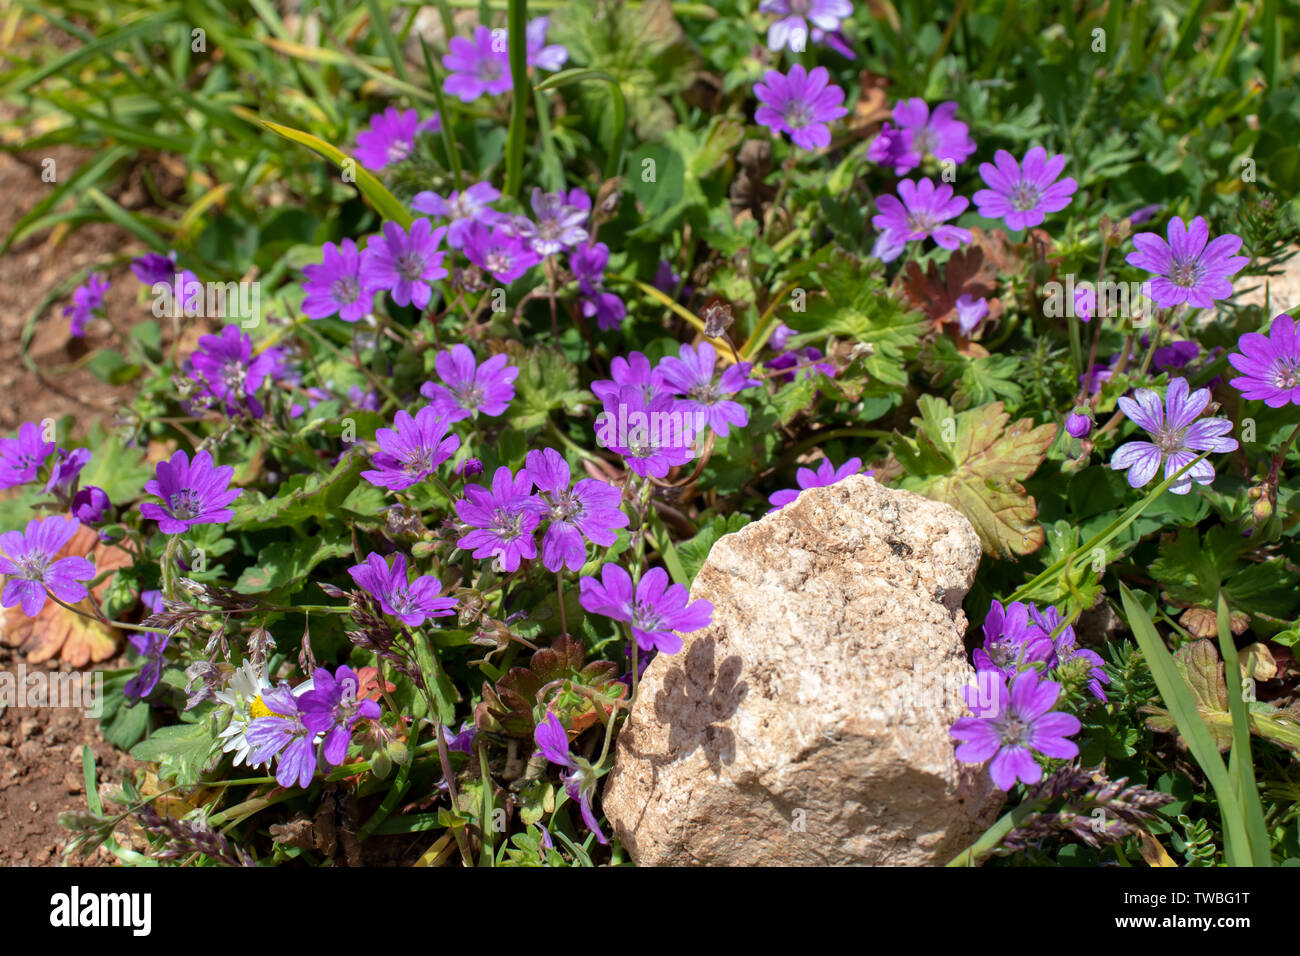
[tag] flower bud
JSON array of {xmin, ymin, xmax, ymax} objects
[
  {"xmin": 1065, "ymin": 410, "xmax": 1092, "ymax": 438},
  {"xmin": 72, "ymin": 485, "xmax": 111, "ymax": 523}
]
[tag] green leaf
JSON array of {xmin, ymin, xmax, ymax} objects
[
  {"xmin": 895, "ymin": 395, "xmax": 1056, "ymax": 558},
  {"xmin": 234, "ymin": 533, "xmax": 352, "ymax": 595},
  {"xmin": 504, "ymin": 343, "xmax": 591, "ymax": 429},
  {"xmin": 677, "ymin": 514, "xmax": 749, "ymax": 585},
  {"xmin": 130, "ymin": 722, "xmax": 217, "ymax": 786},
  {"xmin": 228, "ymin": 450, "xmax": 367, "ymax": 530}
]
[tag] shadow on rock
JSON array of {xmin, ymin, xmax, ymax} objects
[{"xmin": 653, "ymin": 636, "xmax": 747, "ymax": 775}]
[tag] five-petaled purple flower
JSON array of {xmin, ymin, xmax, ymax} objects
[
  {"xmin": 188, "ymin": 325, "xmax": 278, "ymax": 418},
  {"xmin": 872, "ymin": 178, "xmax": 971, "ymax": 260},
  {"xmin": 950, "ymin": 669, "xmax": 1081, "ymax": 791},
  {"xmin": 591, "ymin": 352, "xmax": 665, "ymax": 406},
  {"xmin": 443, "ymin": 26, "xmax": 512, "ymax": 102},
  {"xmin": 511, "ymin": 188, "xmax": 590, "ymax": 257},
  {"xmin": 460, "ymin": 220, "xmax": 542, "ymax": 283},
  {"xmin": 972, "ymin": 146, "xmax": 1078, "ymax": 231},
  {"xmin": 579, "ymin": 564, "xmax": 713, "ymax": 655},
  {"xmin": 246, "ymin": 682, "xmax": 318, "ymax": 789},
  {"xmin": 1110, "ymin": 377, "xmax": 1238, "ymax": 495},
  {"xmin": 1029, "ymin": 602, "xmax": 1109, "ymax": 703},
  {"xmin": 754, "ymin": 64, "xmax": 847, "ymax": 151},
  {"xmin": 124, "ymin": 630, "xmax": 169, "ymax": 702},
  {"xmin": 1228, "ymin": 312, "xmax": 1300, "ymax": 408},
  {"xmin": 874, "ymin": 99, "xmax": 975, "ymax": 175},
  {"xmin": 534, "ymin": 711, "xmax": 606, "ymax": 844},
  {"xmin": 354, "ymin": 107, "xmax": 439, "ymax": 171},
  {"xmin": 411, "ymin": 182, "xmax": 507, "ymax": 248},
  {"xmin": 456, "ymin": 466, "xmax": 543, "ymax": 571},
  {"xmin": 348, "ymin": 552, "xmax": 458, "ymax": 626},
  {"xmin": 657, "ymin": 343, "xmax": 759, "ymax": 438},
  {"xmin": 0, "ymin": 515, "xmax": 95, "ymax": 618},
  {"xmin": 595, "ymin": 386, "xmax": 696, "ymax": 478},
  {"xmin": 302, "ymin": 238, "xmax": 374, "ymax": 322},
  {"xmin": 972, "ymin": 599, "xmax": 1054, "ymax": 678},
  {"xmin": 299, "ymin": 665, "xmax": 383, "ymax": 766},
  {"xmin": 139, "ymin": 450, "xmax": 241, "ymax": 534},
  {"xmin": 1125, "ymin": 215, "xmax": 1249, "ymax": 310},
  {"xmin": 63, "ymin": 274, "xmax": 110, "ymax": 338},
  {"xmin": 420, "ymin": 344, "xmax": 519, "ymax": 422},
  {"xmin": 360, "ymin": 218, "xmax": 449, "ymax": 310},
  {"xmin": 361, "ymin": 406, "xmax": 461, "ymax": 491},
  {"xmin": 524, "ymin": 448, "xmax": 629, "ymax": 573},
  {"xmin": 758, "ymin": 0, "xmax": 853, "ymax": 53},
  {"xmin": 0, "ymin": 422, "xmax": 54, "ymax": 491},
  {"xmin": 768, "ymin": 456, "xmax": 866, "ymax": 511}
]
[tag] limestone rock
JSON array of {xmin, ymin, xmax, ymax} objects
[{"xmin": 601, "ymin": 475, "xmax": 1001, "ymax": 865}]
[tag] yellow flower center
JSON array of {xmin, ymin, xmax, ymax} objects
[{"xmin": 249, "ymin": 695, "xmax": 273, "ymax": 720}]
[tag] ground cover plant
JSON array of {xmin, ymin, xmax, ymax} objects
[{"xmin": 3, "ymin": 0, "xmax": 1300, "ymax": 867}]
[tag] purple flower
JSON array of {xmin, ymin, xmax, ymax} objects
[
  {"xmin": 580, "ymin": 564, "xmax": 713, "ymax": 655},
  {"xmin": 872, "ymin": 178, "xmax": 971, "ymax": 255},
  {"xmin": 866, "ymin": 122, "xmax": 920, "ymax": 175},
  {"xmin": 348, "ymin": 552, "xmax": 458, "ymax": 626},
  {"xmin": 594, "ymin": 386, "xmax": 697, "ymax": 478},
  {"xmin": 0, "ymin": 515, "xmax": 95, "ymax": 617},
  {"xmin": 44, "ymin": 447, "xmax": 90, "ymax": 497},
  {"xmin": 591, "ymin": 352, "xmax": 665, "ymax": 406},
  {"xmin": 411, "ymin": 182, "xmax": 507, "ymax": 249},
  {"xmin": 525, "ymin": 16, "xmax": 568, "ymax": 71},
  {"xmin": 759, "ymin": 0, "xmax": 853, "ymax": 52},
  {"xmin": 455, "ymin": 457, "xmax": 484, "ymax": 480},
  {"xmin": 1110, "ymin": 377, "xmax": 1238, "ymax": 495},
  {"xmin": 299, "ymin": 665, "xmax": 382, "ymax": 766},
  {"xmin": 359, "ymin": 218, "xmax": 449, "ymax": 310},
  {"xmin": 1074, "ymin": 283, "xmax": 1096, "ymax": 322},
  {"xmin": 511, "ymin": 188, "xmax": 590, "ymax": 257},
  {"xmin": 972, "ymin": 599, "xmax": 1054, "ymax": 678},
  {"xmin": 754, "ymin": 64, "xmax": 847, "ymax": 151},
  {"xmin": 442, "ymin": 721, "xmax": 479, "ymax": 754},
  {"xmin": 525, "ymin": 448, "xmax": 629, "ymax": 573},
  {"xmin": 972, "ymin": 147, "xmax": 1077, "ymax": 231},
  {"xmin": 768, "ymin": 456, "xmax": 864, "ymax": 510},
  {"xmin": 361, "ymin": 406, "xmax": 460, "ymax": 491},
  {"xmin": 1125, "ymin": 215, "xmax": 1249, "ymax": 310},
  {"xmin": 455, "ymin": 466, "xmax": 543, "ymax": 571},
  {"xmin": 1228, "ymin": 312, "xmax": 1300, "ymax": 407},
  {"xmin": 73, "ymin": 485, "xmax": 111, "ymax": 524},
  {"xmin": 570, "ymin": 242, "xmax": 610, "ymax": 296},
  {"xmin": 301, "ymin": 238, "xmax": 373, "ymax": 322},
  {"xmin": 139, "ymin": 450, "xmax": 241, "ymax": 534},
  {"xmin": 891, "ymin": 99, "xmax": 976, "ymax": 171},
  {"xmin": 355, "ymin": 107, "xmax": 436, "ymax": 171},
  {"xmin": 460, "ymin": 220, "xmax": 542, "ymax": 283},
  {"xmin": 1065, "ymin": 411, "xmax": 1092, "ymax": 438},
  {"xmin": 764, "ymin": 346, "xmax": 836, "ymax": 383},
  {"xmin": 1029, "ymin": 603, "xmax": 1109, "ymax": 702},
  {"xmin": 443, "ymin": 26, "xmax": 512, "ymax": 101},
  {"xmin": 419, "ymin": 344, "xmax": 518, "ymax": 422},
  {"xmin": 131, "ymin": 251, "xmax": 193, "ymax": 289},
  {"xmin": 954, "ymin": 294, "xmax": 988, "ymax": 335},
  {"xmin": 63, "ymin": 273, "xmax": 110, "ymax": 337},
  {"xmin": 582, "ymin": 290, "xmax": 627, "ymax": 331},
  {"xmin": 246, "ymin": 683, "xmax": 318, "ymax": 789},
  {"xmin": 534, "ymin": 711, "xmax": 606, "ymax": 844},
  {"xmin": 1152, "ymin": 339, "xmax": 1199, "ymax": 373},
  {"xmin": 124, "ymin": 631, "xmax": 169, "ymax": 702},
  {"xmin": 950, "ymin": 669, "xmax": 1081, "ymax": 790},
  {"xmin": 656, "ymin": 343, "xmax": 759, "ymax": 438},
  {"xmin": 188, "ymin": 325, "xmax": 279, "ymax": 418}
]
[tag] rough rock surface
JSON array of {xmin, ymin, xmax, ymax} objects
[{"xmin": 601, "ymin": 475, "xmax": 1002, "ymax": 865}]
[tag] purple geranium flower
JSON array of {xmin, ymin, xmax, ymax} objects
[
  {"xmin": 867, "ymin": 122, "xmax": 921, "ymax": 175},
  {"xmin": 443, "ymin": 26, "xmax": 512, "ymax": 101},
  {"xmin": 0, "ymin": 515, "xmax": 95, "ymax": 617},
  {"xmin": 299, "ymin": 665, "xmax": 382, "ymax": 766},
  {"xmin": 534, "ymin": 711, "xmax": 606, "ymax": 844},
  {"xmin": 891, "ymin": 99, "xmax": 976, "ymax": 170},
  {"xmin": 301, "ymin": 238, "xmax": 373, "ymax": 322},
  {"xmin": 188, "ymin": 325, "xmax": 279, "ymax": 418},
  {"xmin": 124, "ymin": 630, "xmax": 169, "ymax": 702},
  {"xmin": 63, "ymin": 273, "xmax": 110, "ymax": 337},
  {"xmin": 656, "ymin": 343, "xmax": 760, "ymax": 438},
  {"xmin": 359, "ymin": 218, "xmax": 449, "ymax": 310},
  {"xmin": 768, "ymin": 456, "xmax": 865, "ymax": 511},
  {"xmin": 972, "ymin": 599, "xmax": 1054, "ymax": 678},
  {"xmin": 955, "ymin": 294, "xmax": 988, "ymax": 335},
  {"xmin": 525, "ymin": 16, "xmax": 568, "ymax": 71},
  {"xmin": 355, "ymin": 107, "xmax": 437, "ymax": 171},
  {"xmin": 348, "ymin": 552, "xmax": 458, "ymax": 626},
  {"xmin": 131, "ymin": 251, "xmax": 194, "ymax": 289},
  {"xmin": 591, "ymin": 352, "xmax": 665, "ymax": 405},
  {"xmin": 758, "ymin": 0, "xmax": 852, "ymax": 52},
  {"xmin": 1065, "ymin": 410, "xmax": 1092, "ymax": 439},
  {"xmin": 972, "ymin": 146, "xmax": 1077, "ymax": 231},
  {"xmin": 1152, "ymin": 339, "xmax": 1199, "ymax": 373},
  {"xmin": 525, "ymin": 447, "xmax": 629, "ymax": 573},
  {"xmin": 754, "ymin": 64, "xmax": 847, "ymax": 151},
  {"xmin": 579, "ymin": 564, "xmax": 713, "ymax": 655},
  {"xmin": 1228, "ymin": 312, "xmax": 1300, "ymax": 407},
  {"xmin": 43, "ymin": 447, "xmax": 90, "ymax": 497},
  {"xmin": 511, "ymin": 188, "xmax": 590, "ymax": 257},
  {"xmin": 139, "ymin": 450, "xmax": 241, "ymax": 534},
  {"xmin": 442, "ymin": 721, "xmax": 479, "ymax": 754},
  {"xmin": 872, "ymin": 178, "xmax": 971, "ymax": 257},
  {"xmin": 73, "ymin": 485, "xmax": 111, "ymax": 524},
  {"xmin": 361, "ymin": 406, "xmax": 460, "ymax": 492},
  {"xmin": 1125, "ymin": 215, "xmax": 1249, "ymax": 310},
  {"xmin": 1029, "ymin": 602, "xmax": 1109, "ymax": 702},
  {"xmin": 411, "ymin": 182, "xmax": 507, "ymax": 248},
  {"xmin": 455, "ymin": 466, "xmax": 543, "ymax": 571},
  {"xmin": 1110, "ymin": 377, "xmax": 1238, "ymax": 494},
  {"xmin": 246, "ymin": 682, "xmax": 318, "ymax": 789},
  {"xmin": 950, "ymin": 669, "xmax": 1081, "ymax": 790},
  {"xmin": 594, "ymin": 386, "xmax": 696, "ymax": 478},
  {"xmin": 461, "ymin": 220, "xmax": 542, "ymax": 283},
  {"xmin": 419, "ymin": 344, "xmax": 518, "ymax": 422}
]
